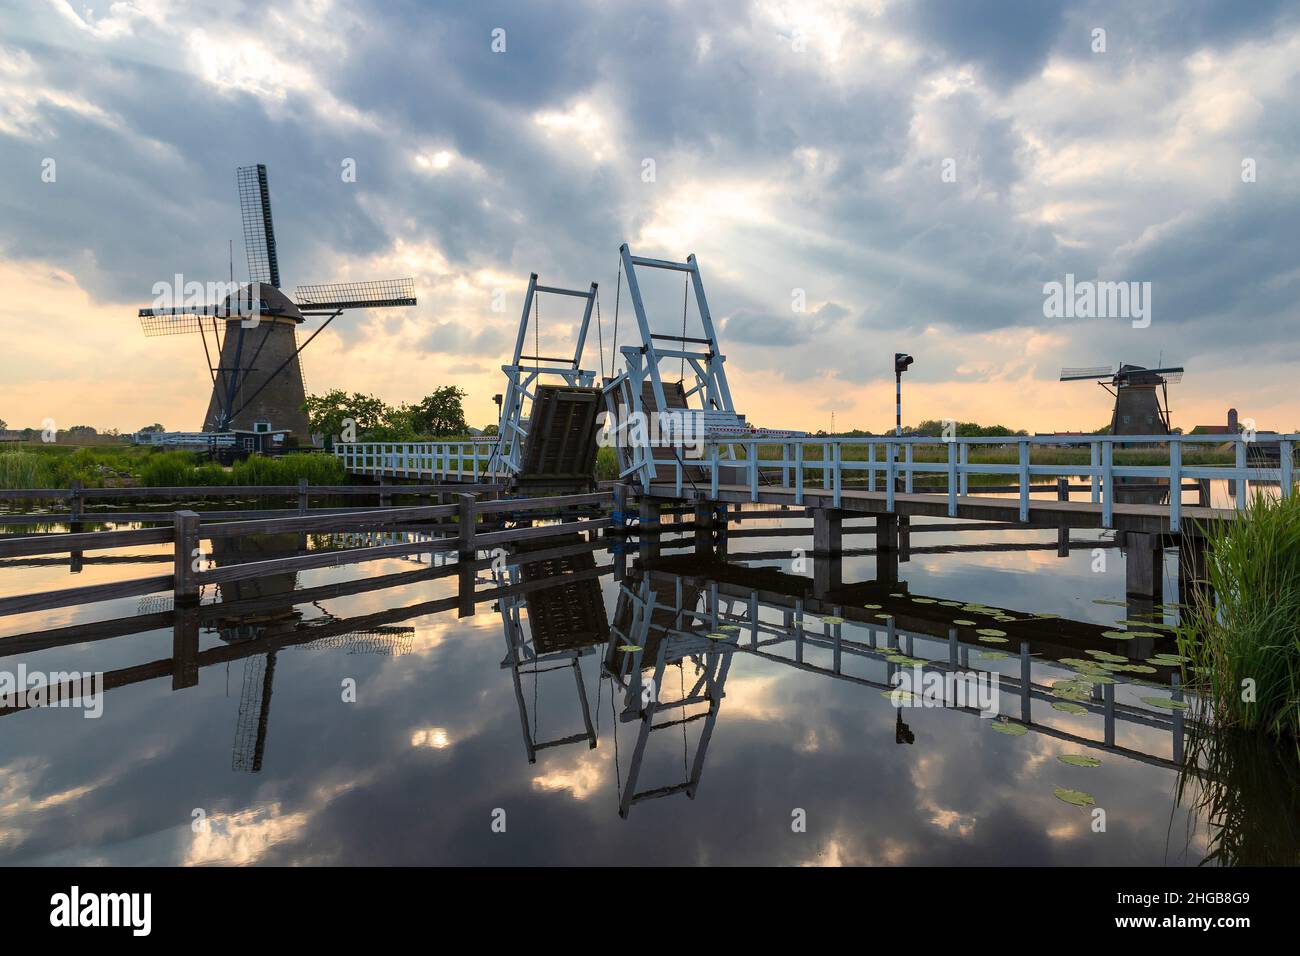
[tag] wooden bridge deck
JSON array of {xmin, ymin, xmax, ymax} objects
[{"xmin": 645, "ymin": 482, "xmax": 1233, "ymax": 536}]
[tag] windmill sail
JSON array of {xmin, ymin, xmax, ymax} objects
[
  {"xmin": 237, "ymin": 164, "xmax": 281, "ymax": 289},
  {"xmin": 1059, "ymin": 366, "xmax": 1115, "ymax": 381},
  {"xmin": 295, "ymin": 278, "xmax": 416, "ymax": 312}
]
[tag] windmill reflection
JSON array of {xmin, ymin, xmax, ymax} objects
[{"xmin": 209, "ymin": 532, "xmax": 414, "ymax": 773}]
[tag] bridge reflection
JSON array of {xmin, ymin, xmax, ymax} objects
[{"xmin": 0, "ymin": 524, "xmax": 1265, "ymax": 856}]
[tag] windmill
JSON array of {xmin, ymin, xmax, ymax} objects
[
  {"xmin": 137, "ymin": 164, "xmax": 417, "ymax": 447},
  {"xmin": 1059, "ymin": 363, "xmax": 1185, "ymax": 436}
]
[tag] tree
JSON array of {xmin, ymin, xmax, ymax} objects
[
  {"xmin": 138, "ymin": 423, "xmax": 165, "ymax": 433},
  {"xmin": 303, "ymin": 386, "xmax": 470, "ymax": 445},
  {"xmin": 0, "ymin": 417, "xmax": 7, "ymax": 431},
  {"xmin": 302, "ymin": 390, "xmax": 392, "ymax": 447},
  {"xmin": 407, "ymin": 386, "xmax": 467, "ymax": 438}
]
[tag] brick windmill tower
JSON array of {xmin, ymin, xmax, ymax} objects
[
  {"xmin": 137, "ymin": 164, "xmax": 416, "ymax": 448},
  {"xmin": 1059, "ymin": 363, "xmax": 1184, "ymax": 438}
]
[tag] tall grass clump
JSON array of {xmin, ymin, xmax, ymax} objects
[
  {"xmin": 229, "ymin": 452, "xmax": 346, "ymax": 486},
  {"xmin": 1178, "ymin": 491, "xmax": 1300, "ymax": 742},
  {"xmin": 138, "ymin": 451, "xmax": 211, "ymax": 487},
  {"xmin": 0, "ymin": 452, "xmax": 52, "ymax": 489},
  {"xmin": 595, "ymin": 446, "xmax": 619, "ymax": 482}
]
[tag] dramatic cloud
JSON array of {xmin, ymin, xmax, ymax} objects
[{"xmin": 1, "ymin": 0, "xmax": 1297, "ymax": 433}]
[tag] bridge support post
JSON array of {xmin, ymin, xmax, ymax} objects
[
  {"xmin": 1056, "ymin": 478, "xmax": 1070, "ymax": 557},
  {"xmin": 875, "ymin": 514, "xmax": 899, "ymax": 587},
  {"xmin": 458, "ymin": 494, "xmax": 476, "ymax": 560},
  {"xmin": 812, "ymin": 508, "xmax": 843, "ymax": 555},
  {"xmin": 172, "ymin": 605, "xmax": 200, "ymax": 690},
  {"xmin": 173, "ymin": 510, "xmax": 201, "ymax": 606},
  {"xmin": 67, "ymin": 479, "xmax": 85, "ymax": 573},
  {"xmin": 693, "ymin": 502, "xmax": 724, "ymax": 557},
  {"xmin": 457, "ymin": 563, "xmax": 476, "ymax": 618},
  {"xmin": 813, "ymin": 554, "xmax": 842, "ymax": 597},
  {"xmin": 1124, "ymin": 531, "xmax": 1164, "ymax": 603},
  {"xmin": 639, "ymin": 498, "xmax": 662, "ymax": 531}
]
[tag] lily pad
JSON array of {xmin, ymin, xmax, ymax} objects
[
  {"xmin": 990, "ymin": 720, "xmax": 1028, "ymax": 736},
  {"xmin": 1053, "ymin": 787, "xmax": 1097, "ymax": 807},
  {"xmin": 885, "ymin": 654, "xmax": 925, "ymax": 666},
  {"xmin": 706, "ymin": 632, "xmax": 730, "ymax": 640},
  {"xmin": 1058, "ymin": 754, "xmax": 1101, "ymax": 767},
  {"xmin": 617, "ymin": 645, "xmax": 642, "ymax": 653},
  {"xmin": 819, "ymin": 615, "xmax": 845, "ymax": 624},
  {"xmin": 976, "ymin": 628, "xmax": 1007, "ymax": 638},
  {"xmin": 953, "ymin": 619, "xmax": 979, "ymax": 626},
  {"xmin": 977, "ymin": 650, "xmax": 1009, "ymax": 660},
  {"xmin": 863, "ymin": 603, "xmax": 882, "ymax": 610},
  {"xmin": 1101, "ymin": 630, "xmax": 1134, "ymax": 640},
  {"xmin": 978, "ymin": 635, "xmax": 1009, "ymax": 644},
  {"xmin": 912, "ymin": 598, "xmax": 936, "ymax": 604},
  {"xmin": 1141, "ymin": 696, "xmax": 1190, "ymax": 711},
  {"xmin": 882, "ymin": 689, "xmax": 916, "ymax": 703},
  {"xmin": 1085, "ymin": 649, "xmax": 1128, "ymax": 662},
  {"xmin": 1051, "ymin": 701, "xmax": 1088, "ymax": 715},
  {"xmin": 1051, "ymin": 681, "xmax": 1093, "ymax": 701},
  {"xmin": 1093, "ymin": 599, "xmax": 1128, "ymax": 606},
  {"xmin": 719, "ymin": 624, "xmax": 741, "ymax": 632}
]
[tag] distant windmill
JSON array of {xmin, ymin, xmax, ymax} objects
[
  {"xmin": 137, "ymin": 164, "xmax": 417, "ymax": 445},
  {"xmin": 1059, "ymin": 363, "xmax": 1185, "ymax": 435}
]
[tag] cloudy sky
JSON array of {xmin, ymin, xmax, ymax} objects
[{"xmin": 1, "ymin": 0, "xmax": 1297, "ymax": 435}]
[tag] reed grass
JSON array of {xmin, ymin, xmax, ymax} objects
[
  {"xmin": 1178, "ymin": 492, "xmax": 1300, "ymax": 743},
  {"xmin": 0, "ymin": 445, "xmax": 346, "ymax": 489}
]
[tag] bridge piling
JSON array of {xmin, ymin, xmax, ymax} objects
[
  {"xmin": 812, "ymin": 508, "xmax": 843, "ymax": 555},
  {"xmin": 172, "ymin": 606, "xmax": 200, "ymax": 690},
  {"xmin": 1124, "ymin": 531, "xmax": 1164, "ymax": 603}
]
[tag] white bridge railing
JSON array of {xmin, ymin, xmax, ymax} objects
[
  {"xmin": 335, "ymin": 440, "xmax": 505, "ymax": 481},
  {"xmin": 648, "ymin": 433, "xmax": 1298, "ymax": 532}
]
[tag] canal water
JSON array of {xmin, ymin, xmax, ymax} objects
[{"xmin": 0, "ymin": 505, "xmax": 1295, "ymax": 866}]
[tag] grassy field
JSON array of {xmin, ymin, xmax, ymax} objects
[{"xmin": 0, "ymin": 443, "xmax": 345, "ymax": 489}]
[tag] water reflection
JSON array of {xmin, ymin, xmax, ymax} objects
[{"xmin": 0, "ymin": 514, "xmax": 1294, "ymax": 865}]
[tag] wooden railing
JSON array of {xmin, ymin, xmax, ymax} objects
[
  {"xmin": 0, "ymin": 491, "xmax": 611, "ymax": 618},
  {"xmin": 0, "ymin": 480, "xmax": 497, "ymax": 526}
]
